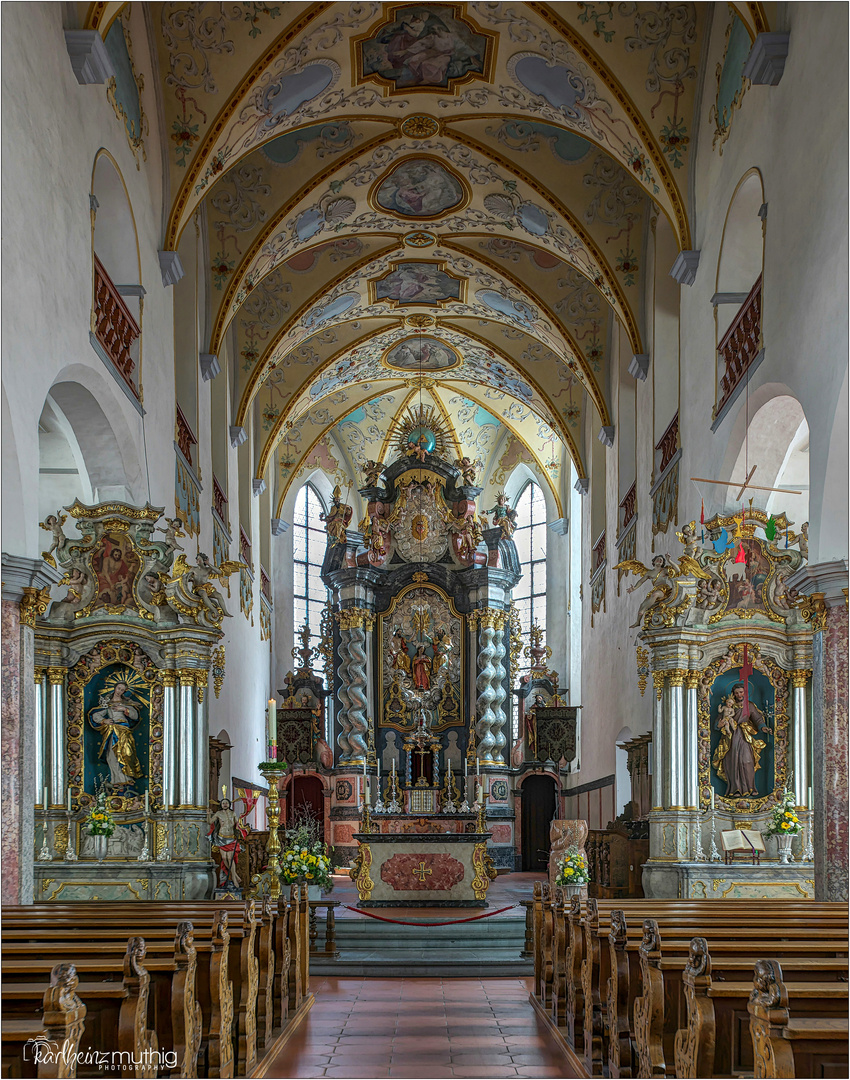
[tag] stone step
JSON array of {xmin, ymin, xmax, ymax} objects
[
  {"xmin": 331, "ymin": 916, "xmax": 526, "ymax": 950},
  {"xmin": 312, "ymin": 950, "xmax": 532, "ymax": 978}
]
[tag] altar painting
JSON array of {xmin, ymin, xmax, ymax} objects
[
  {"xmin": 83, "ymin": 663, "xmax": 150, "ymax": 799},
  {"xmin": 90, "ymin": 530, "xmax": 142, "ymax": 610},
  {"xmin": 697, "ymin": 646, "xmax": 788, "ymax": 812},
  {"xmin": 723, "ymin": 537, "xmax": 771, "ymax": 612},
  {"xmin": 381, "ymin": 586, "xmax": 462, "ymax": 732}
]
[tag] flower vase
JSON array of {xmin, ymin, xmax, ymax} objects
[
  {"xmin": 776, "ymin": 833, "xmax": 794, "ymax": 864},
  {"xmin": 92, "ymin": 833, "xmax": 108, "ymax": 863},
  {"xmin": 558, "ymin": 883, "xmax": 586, "ymax": 898}
]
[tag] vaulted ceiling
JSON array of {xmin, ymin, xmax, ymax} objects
[{"xmin": 84, "ymin": 1, "xmax": 774, "ymax": 514}]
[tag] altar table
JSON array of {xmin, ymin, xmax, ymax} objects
[{"xmin": 351, "ymin": 831, "xmax": 495, "ymax": 907}]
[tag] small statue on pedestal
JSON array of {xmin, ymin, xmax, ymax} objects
[{"xmin": 208, "ymin": 797, "xmax": 247, "ymax": 892}]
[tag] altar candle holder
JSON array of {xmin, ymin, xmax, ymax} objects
[
  {"xmin": 155, "ymin": 806, "xmax": 170, "ymax": 863},
  {"xmin": 708, "ymin": 809, "xmax": 722, "ymax": 862},
  {"xmin": 64, "ymin": 811, "xmax": 78, "ymax": 862},
  {"xmin": 248, "ymin": 768, "xmax": 284, "ymax": 900},
  {"xmin": 692, "ymin": 811, "xmax": 707, "ymax": 862},
  {"xmin": 804, "ymin": 810, "xmax": 815, "ymax": 862},
  {"xmin": 476, "ymin": 790, "xmax": 488, "ymax": 834}
]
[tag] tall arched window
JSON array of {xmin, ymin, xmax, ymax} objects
[
  {"xmin": 513, "ymin": 481, "xmax": 547, "ymax": 639},
  {"xmin": 293, "ymin": 483, "xmax": 330, "ymax": 678}
]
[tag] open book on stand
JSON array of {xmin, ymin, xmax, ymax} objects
[{"xmin": 721, "ymin": 828, "xmax": 765, "ymax": 864}]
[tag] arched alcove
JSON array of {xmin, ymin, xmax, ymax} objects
[
  {"xmin": 92, "ymin": 151, "xmax": 140, "ymax": 289},
  {"xmin": 521, "ymin": 773, "xmax": 557, "ymax": 871},
  {"xmin": 614, "ymin": 725, "xmax": 633, "ymax": 819},
  {"xmin": 726, "ymin": 395, "xmax": 809, "ymax": 523}
]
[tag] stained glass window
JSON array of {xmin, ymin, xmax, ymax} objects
[
  {"xmin": 513, "ymin": 481, "xmax": 547, "ymax": 641},
  {"xmin": 293, "ymin": 483, "xmax": 329, "ymax": 679}
]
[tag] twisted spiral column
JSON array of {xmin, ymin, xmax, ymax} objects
[
  {"xmin": 347, "ymin": 625, "xmax": 369, "ymax": 764},
  {"xmin": 335, "ymin": 629, "xmax": 353, "ymax": 761},
  {"xmin": 490, "ymin": 624, "xmax": 507, "ymax": 766},
  {"xmin": 475, "ymin": 618, "xmax": 498, "ymax": 764}
]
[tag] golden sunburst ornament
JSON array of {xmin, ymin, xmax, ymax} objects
[{"xmin": 391, "ymin": 404, "xmax": 451, "ymax": 462}]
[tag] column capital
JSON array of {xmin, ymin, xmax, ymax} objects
[
  {"xmin": 684, "ymin": 671, "xmax": 701, "ymax": 690},
  {"xmin": 160, "ymin": 671, "xmax": 178, "ymax": 687},
  {"xmin": 667, "ymin": 669, "xmax": 689, "ymax": 686},
  {"xmin": 176, "ymin": 668, "xmax": 198, "ymax": 685},
  {"xmin": 336, "ymin": 607, "xmax": 375, "ymax": 631},
  {"xmin": 789, "ymin": 669, "xmax": 812, "ymax": 688},
  {"xmin": 46, "ymin": 667, "xmax": 66, "ymax": 685},
  {"xmin": 2, "ymin": 553, "xmax": 63, "ymax": 604},
  {"xmin": 787, "ymin": 559, "xmax": 848, "ymax": 608},
  {"xmin": 33, "ymin": 667, "xmax": 45, "ymax": 684}
]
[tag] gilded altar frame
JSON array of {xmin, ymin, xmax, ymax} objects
[
  {"xmin": 696, "ymin": 643, "xmax": 789, "ymax": 814},
  {"xmin": 378, "ymin": 580, "xmax": 465, "ymax": 734}
]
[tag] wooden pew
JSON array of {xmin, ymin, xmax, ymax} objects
[
  {"xmin": 673, "ymin": 942, "xmax": 849, "ymax": 1078},
  {"xmin": 749, "ymin": 958, "xmax": 849, "ymax": 1079},
  {"xmin": 1, "ymin": 963, "xmax": 86, "ymax": 1080},
  {"xmin": 2, "ymin": 925, "xmax": 202, "ymax": 1079}
]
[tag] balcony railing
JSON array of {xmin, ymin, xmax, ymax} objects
[
  {"xmin": 716, "ymin": 274, "xmax": 762, "ymax": 416},
  {"xmin": 260, "ymin": 566, "xmax": 272, "ymax": 603},
  {"xmin": 213, "ymin": 473, "xmax": 228, "ymax": 526},
  {"xmin": 655, "ymin": 412, "xmax": 679, "ymax": 476},
  {"xmin": 93, "ymin": 254, "xmax": 140, "ymax": 399},
  {"xmin": 175, "ymin": 404, "xmax": 197, "ymax": 469},
  {"xmin": 592, "ymin": 530, "xmax": 606, "ymax": 577},
  {"xmin": 619, "ymin": 482, "xmax": 637, "ymax": 532},
  {"xmin": 239, "ymin": 526, "xmax": 252, "ymax": 569}
]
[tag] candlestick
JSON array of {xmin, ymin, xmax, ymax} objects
[
  {"xmin": 477, "ymin": 782, "xmax": 483, "ymax": 803},
  {"xmin": 475, "ymin": 757, "xmax": 480, "ymax": 780},
  {"xmin": 144, "ymin": 790, "xmax": 150, "ymax": 815},
  {"xmin": 268, "ymin": 698, "xmax": 276, "ymax": 746},
  {"xmin": 377, "ymin": 758, "xmax": 380, "ymax": 778},
  {"xmin": 710, "ymin": 787, "xmax": 715, "ymax": 811},
  {"xmin": 464, "ymin": 757, "xmax": 467, "ymax": 778},
  {"xmin": 42, "ymin": 785, "xmax": 48, "ymax": 810},
  {"xmin": 66, "ymin": 787, "xmax": 72, "ymax": 814}
]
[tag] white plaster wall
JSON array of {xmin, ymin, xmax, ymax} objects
[
  {"xmin": 0, "ymin": 4, "xmax": 268, "ymax": 791},
  {"xmin": 577, "ymin": 2, "xmax": 849, "ymax": 788}
]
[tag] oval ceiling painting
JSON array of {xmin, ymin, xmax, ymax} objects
[
  {"xmin": 384, "ymin": 336, "xmax": 460, "ymax": 372},
  {"xmin": 375, "ymin": 158, "xmax": 466, "ymax": 218}
]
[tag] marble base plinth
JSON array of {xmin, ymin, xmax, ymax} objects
[
  {"xmin": 642, "ymin": 859, "xmax": 816, "ymax": 899},
  {"xmin": 352, "ymin": 832, "xmax": 493, "ymax": 907},
  {"xmin": 33, "ymin": 860, "xmax": 215, "ymax": 902}
]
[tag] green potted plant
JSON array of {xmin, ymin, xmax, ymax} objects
[
  {"xmin": 554, "ymin": 844, "xmax": 590, "ymax": 896},
  {"xmin": 84, "ymin": 783, "xmax": 116, "ymax": 862},
  {"xmin": 764, "ymin": 791, "xmax": 802, "ymax": 863},
  {"xmin": 280, "ymin": 807, "xmax": 334, "ymax": 899}
]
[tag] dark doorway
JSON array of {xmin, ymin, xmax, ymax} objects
[
  {"xmin": 289, "ymin": 775, "xmax": 325, "ymax": 842},
  {"xmin": 521, "ymin": 775, "xmax": 556, "ymax": 871}
]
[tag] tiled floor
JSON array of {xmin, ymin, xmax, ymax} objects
[{"xmin": 266, "ymin": 976, "xmax": 579, "ymax": 1079}]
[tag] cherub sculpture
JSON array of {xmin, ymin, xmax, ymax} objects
[
  {"xmin": 40, "ymin": 513, "xmax": 70, "ymax": 567},
  {"xmin": 617, "ymin": 547, "xmax": 714, "ymax": 628},
  {"xmin": 165, "ymin": 552, "xmax": 242, "ymax": 628},
  {"xmin": 695, "ymin": 576, "xmax": 724, "ymax": 610},
  {"xmin": 454, "ymin": 456, "xmax": 482, "ymax": 485},
  {"xmin": 362, "ymin": 460, "xmax": 385, "ymax": 488},
  {"xmin": 155, "ymin": 517, "xmax": 185, "ymax": 553},
  {"xmin": 676, "ymin": 521, "xmax": 702, "ymax": 558}
]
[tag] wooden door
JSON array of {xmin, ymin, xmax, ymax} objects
[
  {"xmin": 290, "ymin": 775, "xmax": 325, "ymax": 841},
  {"xmin": 521, "ymin": 775, "xmax": 556, "ymax": 871}
]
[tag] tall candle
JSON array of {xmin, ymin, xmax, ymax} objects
[
  {"xmin": 710, "ymin": 787, "xmax": 715, "ymax": 811},
  {"xmin": 464, "ymin": 757, "xmax": 467, "ymax": 778},
  {"xmin": 364, "ymin": 778, "xmax": 370, "ymax": 803},
  {"xmin": 476, "ymin": 757, "xmax": 480, "ymax": 779},
  {"xmin": 268, "ymin": 699, "xmax": 276, "ymax": 745},
  {"xmin": 43, "ymin": 785, "xmax": 48, "ymax": 810},
  {"xmin": 448, "ymin": 757, "xmax": 452, "ymax": 776},
  {"xmin": 477, "ymin": 782, "xmax": 483, "ymax": 803},
  {"xmin": 144, "ymin": 790, "xmax": 150, "ymax": 815},
  {"xmin": 377, "ymin": 758, "xmax": 380, "ymax": 778},
  {"xmin": 66, "ymin": 787, "xmax": 72, "ymax": 813},
  {"xmin": 808, "ymin": 786, "xmax": 813, "ymax": 809}
]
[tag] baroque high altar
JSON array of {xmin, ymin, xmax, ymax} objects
[{"xmin": 309, "ymin": 418, "xmax": 577, "ymax": 897}]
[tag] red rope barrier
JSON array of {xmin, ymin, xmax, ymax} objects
[{"xmin": 341, "ymin": 904, "xmax": 519, "ymax": 926}]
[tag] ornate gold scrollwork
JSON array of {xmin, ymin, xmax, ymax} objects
[
  {"xmin": 210, "ymin": 646, "xmax": 225, "ymax": 699},
  {"xmin": 196, "ymin": 670, "xmax": 208, "ymax": 704},
  {"xmin": 652, "ymin": 671, "xmax": 665, "ymax": 700},
  {"xmin": 47, "ymin": 666, "xmax": 66, "ymax": 685},
  {"xmin": 336, "ymin": 607, "xmax": 375, "ymax": 631},
  {"xmin": 685, "ymin": 671, "xmax": 701, "ymax": 690},
  {"xmin": 789, "ymin": 669, "xmax": 812, "ymax": 688},
  {"xmin": 20, "ymin": 586, "xmax": 51, "ymax": 628},
  {"xmin": 799, "ymin": 592, "xmax": 827, "ymax": 633},
  {"xmin": 667, "ymin": 669, "xmax": 689, "ymax": 687},
  {"xmin": 471, "ymin": 842, "xmax": 495, "ymax": 900},
  {"xmin": 468, "ymin": 607, "xmax": 508, "ymax": 631},
  {"xmin": 160, "ymin": 671, "xmax": 177, "ymax": 688}
]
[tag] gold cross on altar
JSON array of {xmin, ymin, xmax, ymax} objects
[{"xmin": 413, "ymin": 861, "xmax": 432, "ymax": 883}]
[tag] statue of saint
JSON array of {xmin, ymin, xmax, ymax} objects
[
  {"xmin": 489, "ymin": 493, "xmax": 518, "ymax": 539},
  {"xmin": 320, "ymin": 485, "xmax": 353, "ymax": 546},
  {"xmin": 412, "ymin": 644, "xmax": 432, "ymax": 690},
  {"xmin": 88, "ymin": 681, "xmax": 144, "ymax": 790},
  {"xmin": 431, "ymin": 625, "xmax": 452, "ymax": 673},
  {"xmin": 390, "ymin": 627, "xmax": 411, "ymax": 673},
  {"xmin": 712, "ymin": 682, "xmax": 770, "ymax": 797},
  {"xmin": 208, "ymin": 798, "xmax": 246, "ymax": 888}
]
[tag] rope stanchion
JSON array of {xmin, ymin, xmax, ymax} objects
[{"xmin": 342, "ymin": 903, "xmax": 519, "ymax": 926}]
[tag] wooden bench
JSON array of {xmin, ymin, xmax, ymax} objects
[
  {"xmin": 1, "ymin": 963, "xmax": 87, "ymax": 1080},
  {"xmin": 748, "ymin": 958, "xmax": 850, "ymax": 1079},
  {"xmin": 673, "ymin": 939, "xmax": 848, "ymax": 1078}
]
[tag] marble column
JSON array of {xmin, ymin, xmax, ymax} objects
[
  {"xmin": 651, "ymin": 672, "xmax": 666, "ymax": 809},
  {"xmin": 683, "ymin": 671, "xmax": 700, "ymax": 809},
  {"xmin": 34, "ymin": 668, "xmax": 46, "ymax": 808},
  {"xmin": 336, "ymin": 609, "xmax": 374, "ymax": 764},
  {"xmin": 161, "ymin": 672, "xmax": 178, "ymax": 809},
  {"xmin": 490, "ymin": 618, "xmax": 508, "ymax": 766},
  {"xmin": 47, "ymin": 667, "xmax": 67, "ymax": 807},
  {"xmin": 177, "ymin": 669, "xmax": 198, "ymax": 806},
  {"xmin": 195, "ymin": 672, "xmax": 209, "ymax": 807},
  {"xmin": 788, "ymin": 558, "xmax": 848, "ymax": 900},
  {"xmin": 335, "ymin": 623, "xmax": 353, "ymax": 762},
  {"xmin": 666, "ymin": 670, "xmax": 687, "ymax": 809},
  {"xmin": 789, "ymin": 669, "xmax": 812, "ymax": 811},
  {"xmin": 1, "ymin": 553, "xmax": 61, "ymax": 905}
]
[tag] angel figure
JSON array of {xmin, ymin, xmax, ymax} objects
[
  {"xmin": 616, "ymin": 554, "xmax": 678, "ymax": 628},
  {"xmin": 695, "ymin": 576, "xmax": 724, "ymax": 610},
  {"xmin": 40, "ymin": 513, "xmax": 70, "ymax": 566},
  {"xmin": 676, "ymin": 521, "xmax": 702, "ymax": 559},
  {"xmin": 166, "ymin": 552, "xmax": 241, "ymax": 627},
  {"xmin": 362, "ymin": 460, "xmax": 385, "ymax": 488},
  {"xmin": 455, "ymin": 456, "xmax": 482, "ymax": 485},
  {"xmin": 155, "ymin": 516, "xmax": 186, "ymax": 553}
]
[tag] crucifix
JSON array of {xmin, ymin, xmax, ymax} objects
[
  {"xmin": 414, "ymin": 746, "xmax": 430, "ymax": 784},
  {"xmin": 413, "ymin": 861, "xmax": 432, "ymax": 883}
]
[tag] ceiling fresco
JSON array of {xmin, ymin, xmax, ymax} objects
[{"xmin": 78, "ymin": 1, "xmax": 775, "ymax": 518}]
